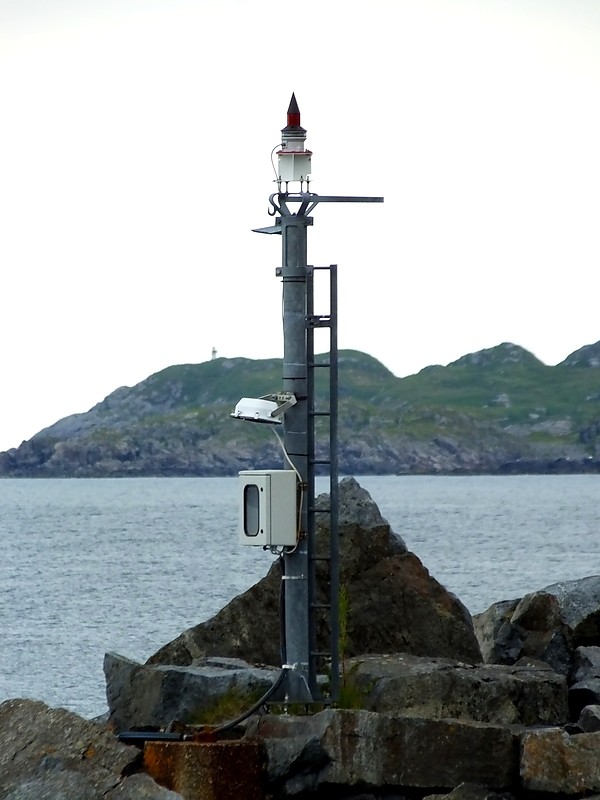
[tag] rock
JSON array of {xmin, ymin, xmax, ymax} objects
[
  {"xmin": 339, "ymin": 550, "xmax": 480, "ymax": 663},
  {"xmin": 520, "ymin": 727, "xmax": 600, "ymax": 794},
  {"xmin": 105, "ymin": 653, "xmax": 281, "ymax": 731},
  {"xmin": 569, "ymin": 678, "xmax": 600, "ymax": 720},
  {"xmin": 472, "ymin": 599, "xmax": 520, "ymax": 664},
  {"xmin": 3, "ymin": 771, "xmax": 100, "ymax": 800},
  {"xmin": 4, "ymin": 772, "xmax": 184, "ymax": 800},
  {"xmin": 314, "ymin": 477, "xmax": 395, "ymax": 531},
  {"xmin": 561, "ymin": 340, "xmax": 600, "ymax": 368},
  {"xmin": 147, "ymin": 478, "xmax": 481, "ymax": 667},
  {"xmin": 474, "ymin": 575, "xmax": 600, "ymax": 676},
  {"xmin": 107, "ymin": 774, "xmax": 184, "ymax": 798},
  {"xmin": 474, "ymin": 592, "xmax": 570, "ymax": 674},
  {"xmin": 424, "ymin": 785, "xmax": 515, "ymax": 800},
  {"xmin": 346, "ymin": 653, "xmax": 567, "ymax": 725},
  {"xmin": 568, "ymin": 646, "xmax": 600, "ymax": 717},
  {"xmin": 247, "ymin": 709, "xmax": 518, "ymax": 794},
  {"xmin": 579, "ymin": 704, "xmax": 600, "ymax": 732},
  {"xmin": 0, "ymin": 699, "xmax": 180, "ymax": 799},
  {"xmin": 571, "ymin": 645, "xmax": 600, "ymax": 682},
  {"xmin": 260, "ymin": 734, "xmax": 330, "ymax": 796}
]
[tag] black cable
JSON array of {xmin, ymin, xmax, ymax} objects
[
  {"xmin": 213, "ymin": 555, "xmax": 289, "ymax": 734},
  {"xmin": 118, "ymin": 667, "xmax": 287, "ymax": 743},
  {"xmin": 119, "ymin": 557, "xmax": 291, "ymax": 742},
  {"xmin": 213, "ymin": 667, "xmax": 288, "ymax": 734},
  {"xmin": 120, "ymin": 663, "xmax": 289, "ymax": 743}
]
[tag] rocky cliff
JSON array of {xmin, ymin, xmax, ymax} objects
[{"xmin": 1, "ymin": 342, "xmax": 599, "ymax": 477}]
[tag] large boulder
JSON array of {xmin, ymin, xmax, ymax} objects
[
  {"xmin": 346, "ymin": 653, "xmax": 568, "ymax": 726},
  {"xmin": 0, "ymin": 699, "xmax": 182, "ymax": 800},
  {"xmin": 246, "ymin": 708, "xmax": 519, "ymax": 795},
  {"xmin": 568, "ymin": 645, "xmax": 600, "ymax": 719},
  {"xmin": 105, "ymin": 653, "xmax": 281, "ymax": 732},
  {"xmin": 147, "ymin": 477, "xmax": 481, "ymax": 667},
  {"xmin": 521, "ymin": 727, "xmax": 600, "ymax": 794},
  {"xmin": 106, "ymin": 650, "xmax": 567, "ymax": 734},
  {"xmin": 474, "ymin": 574, "xmax": 600, "ymax": 676}
]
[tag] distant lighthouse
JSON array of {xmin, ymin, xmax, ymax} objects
[{"xmin": 211, "ymin": 347, "xmax": 217, "ymax": 361}]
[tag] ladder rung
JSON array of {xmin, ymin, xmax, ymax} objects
[
  {"xmin": 311, "ymin": 603, "xmax": 331, "ymax": 609},
  {"xmin": 308, "ymin": 362, "xmax": 331, "ymax": 368},
  {"xmin": 310, "ymin": 651, "xmax": 332, "ymax": 658},
  {"xmin": 310, "ymin": 458, "xmax": 330, "ymax": 465},
  {"xmin": 309, "ymin": 555, "xmax": 331, "ymax": 562},
  {"xmin": 310, "ymin": 411, "xmax": 330, "ymax": 417}
]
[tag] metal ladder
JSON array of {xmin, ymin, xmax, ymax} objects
[{"xmin": 306, "ymin": 264, "xmax": 340, "ymax": 703}]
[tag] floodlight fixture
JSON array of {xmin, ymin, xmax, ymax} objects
[{"xmin": 230, "ymin": 392, "xmax": 297, "ymax": 424}]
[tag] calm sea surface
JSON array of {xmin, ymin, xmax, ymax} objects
[{"xmin": 1, "ymin": 475, "xmax": 599, "ymax": 719}]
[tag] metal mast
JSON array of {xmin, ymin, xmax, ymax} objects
[{"xmin": 254, "ymin": 95, "xmax": 383, "ymax": 702}]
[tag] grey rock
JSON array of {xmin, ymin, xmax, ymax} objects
[
  {"xmin": 571, "ymin": 645, "xmax": 600, "ymax": 683},
  {"xmin": 4, "ymin": 771, "xmax": 185, "ymax": 800},
  {"xmin": 424, "ymin": 785, "xmax": 515, "ymax": 800},
  {"xmin": 579, "ymin": 704, "xmax": 600, "ymax": 733},
  {"xmin": 262, "ymin": 734, "xmax": 330, "ymax": 796},
  {"xmin": 3, "ymin": 771, "xmax": 103, "ymax": 800},
  {"xmin": 473, "ymin": 599, "xmax": 520, "ymax": 664},
  {"xmin": 105, "ymin": 652, "xmax": 281, "ymax": 731},
  {"xmin": 521, "ymin": 727, "xmax": 600, "ymax": 794},
  {"xmin": 248, "ymin": 708, "xmax": 518, "ymax": 792},
  {"xmin": 474, "ymin": 575, "xmax": 600, "ymax": 676},
  {"xmin": 315, "ymin": 477, "xmax": 400, "ymax": 534},
  {"xmin": 0, "ymin": 699, "xmax": 146, "ymax": 798},
  {"xmin": 569, "ymin": 677, "xmax": 600, "ymax": 720},
  {"xmin": 561, "ymin": 340, "xmax": 600, "ymax": 368},
  {"xmin": 106, "ymin": 773, "xmax": 184, "ymax": 799},
  {"xmin": 347, "ymin": 653, "xmax": 567, "ymax": 725},
  {"xmin": 545, "ymin": 575, "xmax": 600, "ymax": 632},
  {"xmin": 338, "ymin": 795, "xmax": 380, "ymax": 800},
  {"xmin": 147, "ymin": 479, "xmax": 480, "ymax": 668}
]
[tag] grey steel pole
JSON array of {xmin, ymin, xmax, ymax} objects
[
  {"xmin": 252, "ymin": 95, "xmax": 383, "ymax": 703},
  {"xmin": 280, "ymin": 211, "xmax": 312, "ymax": 700}
]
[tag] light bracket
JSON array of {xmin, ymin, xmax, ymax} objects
[{"xmin": 230, "ymin": 392, "xmax": 297, "ymax": 424}]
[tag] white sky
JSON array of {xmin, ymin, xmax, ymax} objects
[{"xmin": 1, "ymin": 0, "xmax": 599, "ymax": 452}]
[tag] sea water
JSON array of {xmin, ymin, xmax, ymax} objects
[{"xmin": 1, "ymin": 475, "xmax": 598, "ymax": 718}]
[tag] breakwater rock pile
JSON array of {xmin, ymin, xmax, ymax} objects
[
  {"xmin": 5, "ymin": 478, "xmax": 600, "ymax": 799},
  {"xmin": 0, "ymin": 699, "xmax": 181, "ymax": 799}
]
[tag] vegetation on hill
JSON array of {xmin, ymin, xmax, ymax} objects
[{"xmin": 1, "ymin": 343, "xmax": 599, "ymax": 477}]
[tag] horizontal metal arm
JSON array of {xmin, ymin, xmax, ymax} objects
[
  {"xmin": 302, "ymin": 195, "xmax": 384, "ymax": 203},
  {"xmin": 266, "ymin": 191, "xmax": 384, "ymax": 218}
]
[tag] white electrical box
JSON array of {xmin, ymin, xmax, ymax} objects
[
  {"xmin": 278, "ymin": 152, "xmax": 312, "ymax": 182},
  {"xmin": 238, "ymin": 470, "xmax": 297, "ymax": 547}
]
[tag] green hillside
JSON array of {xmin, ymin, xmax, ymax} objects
[{"xmin": 1, "ymin": 343, "xmax": 599, "ymax": 477}]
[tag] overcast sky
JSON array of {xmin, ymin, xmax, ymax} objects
[{"xmin": 1, "ymin": 0, "xmax": 599, "ymax": 452}]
